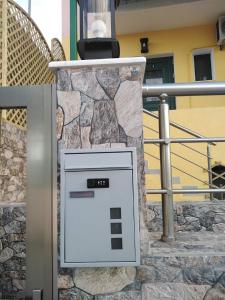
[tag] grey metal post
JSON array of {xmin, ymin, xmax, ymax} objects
[
  {"xmin": 0, "ymin": 110, "xmax": 2, "ymax": 145},
  {"xmin": 207, "ymin": 144, "xmax": 213, "ymax": 201},
  {"xmin": 159, "ymin": 93, "xmax": 175, "ymax": 242}
]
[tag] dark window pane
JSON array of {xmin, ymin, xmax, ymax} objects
[
  {"xmin": 143, "ymin": 56, "xmax": 176, "ymax": 111},
  {"xmin": 111, "ymin": 223, "xmax": 122, "ymax": 234},
  {"xmin": 212, "ymin": 165, "xmax": 225, "ymax": 200},
  {"xmin": 145, "ymin": 70, "xmax": 163, "ymax": 103},
  {"xmin": 194, "ymin": 54, "xmax": 212, "ymax": 81},
  {"xmin": 110, "ymin": 208, "xmax": 121, "ymax": 219},
  {"xmin": 111, "ymin": 238, "xmax": 123, "ymax": 249}
]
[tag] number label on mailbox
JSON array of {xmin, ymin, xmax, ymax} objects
[{"xmin": 87, "ymin": 178, "xmax": 109, "ymax": 188}]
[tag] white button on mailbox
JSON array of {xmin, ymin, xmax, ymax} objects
[{"xmin": 60, "ymin": 148, "xmax": 140, "ymax": 267}]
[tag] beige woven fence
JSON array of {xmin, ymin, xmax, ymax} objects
[
  {"xmin": 52, "ymin": 38, "xmax": 66, "ymax": 62},
  {"xmin": 0, "ymin": 0, "xmax": 66, "ymax": 129}
]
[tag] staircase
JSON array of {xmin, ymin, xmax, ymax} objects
[{"xmin": 143, "ymin": 109, "xmax": 224, "ymax": 202}]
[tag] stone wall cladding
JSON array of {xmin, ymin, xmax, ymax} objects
[
  {"xmin": 138, "ymin": 256, "xmax": 225, "ymax": 300},
  {"xmin": 55, "ymin": 63, "xmax": 225, "ymax": 300},
  {"xmin": 147, "ymin": 201, "xmax": 225, "ymax": 233},
  {"xmin": 1, "ymin": 60, "xmax": 225, "ymax": 299},
  {"xmin": 0, "ymin": 204, "xmax": 26, "ymax": 299},
  {"xmin": 0, "ymin": 120, "xmax": 27, "ymax": 204},
  {"xmin": 56, "ymin": 64, "xmax": 146, "ymax": 300},
  {"xmin": 1, "ymin": 61, "xmax": 225, "ymax": 299},
  {"xmin": 0, "ymin": 120, "xmax": 26, "ymax": 298}
]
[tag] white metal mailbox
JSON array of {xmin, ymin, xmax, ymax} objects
[{"xmin": 60, "ymin": 148, "xmax": 140, "ymax": 267}]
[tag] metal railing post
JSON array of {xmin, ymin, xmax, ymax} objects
[
  {"xmin": 207, "ymin": 144, "xmax": 213, "ymax": 201},
  {"xmin": 159, "ymin": 94, "xmax": 175, "ymax": 242}
]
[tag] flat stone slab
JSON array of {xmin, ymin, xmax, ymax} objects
[
  {"xmin": 74, "ymin": 267, "xmax": 136, "ymax": 295},
  {"xmin": 148, "ymin": 232, "xmax": 225, "ymax": 256},
  {"xmin": 142, "ymin": 283, "xmax": 210, "ymax": 300}
]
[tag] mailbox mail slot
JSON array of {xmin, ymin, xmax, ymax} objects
[{"xmin": 60, "ymin": 148, "xmax": 140, "ymax": 267}]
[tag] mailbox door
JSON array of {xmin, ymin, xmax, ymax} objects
[{"xmin": 64, "ymin": 169, "xmax": 136, "ymax": 265}]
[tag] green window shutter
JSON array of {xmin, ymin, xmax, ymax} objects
[
  {"xmin": 70, "ymin": 0, "xmax": 77, "ymax": 60},
  {"xmin": 143, "ymin": 57, "xmax": 176, "ymax": 111}
]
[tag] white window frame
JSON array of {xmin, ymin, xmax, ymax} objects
[{"xmin": 192, "ymin": 48, "xmax": 215, "ymax": 81}]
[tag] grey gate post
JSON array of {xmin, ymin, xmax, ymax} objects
[
  {"xmin": 159, "ymin": 93, "xmax": 175, "ymax": 242},
  {"xmin": 0, "ymin": 85, "xmax": 57, "ymax": 300}
]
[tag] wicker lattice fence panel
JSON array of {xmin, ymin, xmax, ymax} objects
[
  {"xmin": 5, "ymin": 108, "xmax": 27, "ymax": 130},
  {"xmin": 6, "ymin": 0, "xmax": 54, "ymax": 86},
  {"xmin": 0, "ymin": 0, "xmax": 66, "ymax": 129},
  {"xmin": 0, "ymin": 0, "xmax": 7, "ymax": 86},
  {"xmin": 51, "ymin": 38, "xmax": 66, "ymax": 61},
  {"xmin": 0, "ymin": 0, "xmax": 2, "ymax": 86}
]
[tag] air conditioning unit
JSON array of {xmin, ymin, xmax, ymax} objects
[{"xmin": 216, "ymin": 16, "xmax": 225, "ymax": 46}]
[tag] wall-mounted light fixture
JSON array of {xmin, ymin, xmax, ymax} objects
[
  {"xmin": 77, "ymin": 0, "xmax": 120, "ymax": 60},
  {"xmin": 140, "ymin": 38, "xmax": 149, "ymax": 54}
]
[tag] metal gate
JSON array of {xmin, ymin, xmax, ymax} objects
[{"xmin": 0, "ymin": 85, "xmax": 57, "ymax": 300}]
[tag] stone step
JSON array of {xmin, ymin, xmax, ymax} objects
[
  {"xmin": 142, "ymin": 283, "xmax": 211, "ymax": 300},
  {"xmin": 148, "ymin": 231, "xmax": 225, "ymax": 256},
  {"xmin": 172, "ymin": 176, "xmax": 181, "ymax": 184},
  {"xmin": 144, "ymin": 167, "xmax": 181, "ymax": 185},
  {"xmin": 145, "ymin": 168, "xmax": 160, "ymax": 175},
  {"xmin": 181, "ymin": 186, "xmax": 201, "ymax": 197}
]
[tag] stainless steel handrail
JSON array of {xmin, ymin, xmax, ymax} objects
[
  {"xmin": 144, "ymin": 122, "xmax": 217, "ymax": 190},
  {"xmin": 144, "ymin": 123, "xmax": 211, "ymax": 156},
  {"xmin": 144, "ymin": 119, "xmax": 225, "ymax": 188},
  {"xmin": 144, "ymin": 114, "xmax": 215, "ymax": 189},
  {"xmin": 144, "ymin": 151, "xmax": 215, "ymax": 187},
  {"xmin": 143, "ymin": 82, "xmax": 225, "ymax": 97},
  {"xmin": 142, "ymin": 82, "xmax": 225, "ymax": 242},
  {"xmin": 145, "ymin": 137, "xmax": 225, "ymax": 143},
  {"xmin": 150, "ymin": 143, "xmax": 211, "ymax": 176},
  {"xmin": 147, "ymin": 189, "xmax": 225, "ymax": 194},
  {"xmin": 144, "ymin": 109, "xmax": 216, "ymax": 145},
  {"xmin": 182, "ymin": 143, "xmax": 211, "ymax": 158}
]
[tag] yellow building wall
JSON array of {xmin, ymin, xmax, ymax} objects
[
  {"xmin": 118, "ymin": 24, "xmax": 225, "ymax": 109},
  {"xmin": 61, "ymin": 22, "xmax": 225, "ymax": 202},
  {"xmin": 144, "ymin": 107, "xmax": 225, "ymax": 202},
  {"xmin": 62, "ymin": 36, "xmax": 70, "ymax": 61},
  {"xmin": 117, "ymin": 24, "xmax": 225, "ymax": 202}
]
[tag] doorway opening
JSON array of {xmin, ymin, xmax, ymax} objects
[{"xmin": 143, "ymin": 56, "xmax": 176, "ymax": 111}]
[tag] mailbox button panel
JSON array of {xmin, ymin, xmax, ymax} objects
[
  {"xmin": 111, "ymin": 238, "xmax": 123, "ymax": 250},
  {"xmin": 110, "ymin": 208, "xmax": 121, "ymax": 219},
  {"xmin": 111, "ymin": 223, "xmax": 122, "ymax": 234}
]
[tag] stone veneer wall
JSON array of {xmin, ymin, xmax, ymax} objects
[
  {"xmin": 0, "ymin": 204, "xmax": 26, "ymax": 299},
  {"xmin": 54, "ymin": 60, "xmax": 225, "ymax": 300},
  {"xmin": 1, "ymin": 202, "xmax": 225, "ymax": 299},
  {"xmin": 0, "ymin": 120, "xmax": 27, "ymax": 299},
  {"xmin": 0, "ymin": 120, "xmax": 27, "ymax": 203},
  {"xmin": 148, "ymin": 201, "xmax": 225, "ymax": 233},
  {"xmin": 55, "ymin": 61, "xmax": 147, "ymax": 299},
  {"xmin": 1, "ymin": 59, "xmax": 225, "ymax": 299}
]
